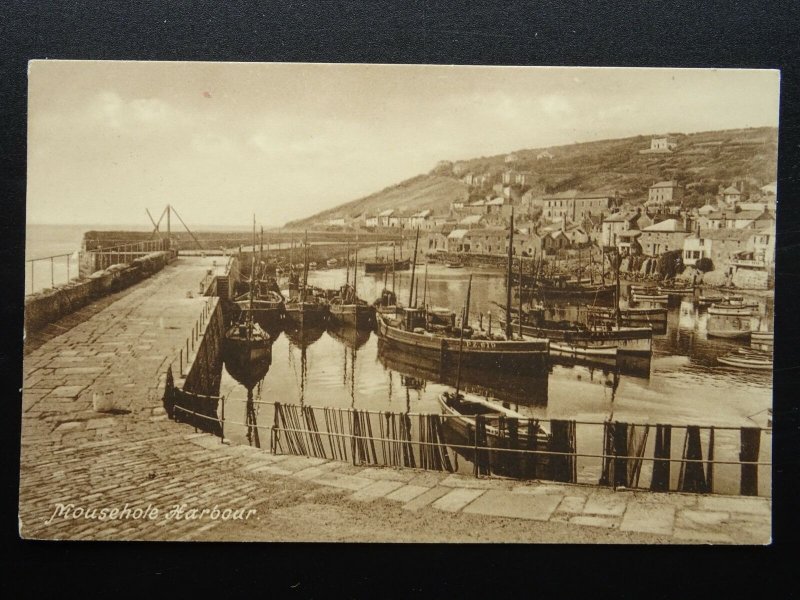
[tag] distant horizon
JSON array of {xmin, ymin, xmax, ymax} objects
[{"xmin": 27, "ymin": 62, "xmax": 780, "ymax": 227}]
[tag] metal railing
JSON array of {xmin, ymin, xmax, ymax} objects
[{"xmin": 25, "ymin": 252, "xmax": 79, "ymax": 295}]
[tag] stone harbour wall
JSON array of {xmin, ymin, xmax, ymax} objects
[{"xmin": 24, "ymin": 250, "xmax": 175, "ymax": 334}]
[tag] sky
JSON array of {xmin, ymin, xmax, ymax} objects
[{"xmin": 26, "ymin": 62, "xmax": 780, "ymax": 227}]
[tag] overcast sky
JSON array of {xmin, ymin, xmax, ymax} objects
[{"xmin": 27, "ymin": 62, "xmax": 780, "ymax": 227}]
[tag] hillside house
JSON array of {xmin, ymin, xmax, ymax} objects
[
  {"xmin": 486, "ymin": 197, "xmax": 514, "ymax": 219},
  {"xmin": 542, "ymin": 190, "xmax": 615, "ymax": 221},
  {"xmin": 409, "ymin": 209, "xmax": 433, "ymax": 230},
  {"xmin": 505, "ymin": 153, "xmax": 520, "ymax": 163},
  {"xmin": 378, "ymin": 209, "xmax": 395, "ymax": 228},
  {"xmin": 364, "ymin": 215, "xmax": 379, "ymax": 228},
  {"xmin": 426, "ymin": 230, "xmax": 449, "ymax": 253},
  {"xmin": 537, "ymin": 150, "xmax": 554, "ymax": 160},
  {"xmin": 447, "ymin": 229, "xmax": 470, "ymax": 253},
  {"xmin": 649, "ymin": 136, "xmax": 678, "ymax": 152},
  {"xmin": 388, "ymin": 213, "xmax": 410, "ymax": 229},
  {"xmin": 639, "ymin": 218, "xmax": 689, "ymax": 257},
  {"xmin": 722, "ymin": 185, "xmax": 743, "ymax": 206},
  {"xmin": 760, "ymin": 182, "xmax": 777, "ymax": 197},
  {"xmin": 327, "ymin": 217, "xmax": 346, "ymax": 227},
  {"xmin": 648, "ymin": 180, "xmax": 684, "ymax": 205}
]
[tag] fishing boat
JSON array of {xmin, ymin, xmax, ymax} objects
[
  {"xmin": 696, "ymin": 293, "xmax": 743, "ymax": 308},
  {"xmin": 632, "ymin": 291, "xmax": 669, "ymax": 303},
  {"xmin": 707, "ymin": 314, "xmax": 752, "ymax": 339},
  {"xmin": 329, "ymin": 288, "xmax": 376, "ymax": 328},
  {"xmin": 751, "ymin": 330, "xmax": 774, "ymax": 350},
  {"xmin": 326, "ymin": 258, "xmax": 338, "ymax": 268},
  {"xmin": 222, "ymin": 222, "xmax": 273, "ymax": 389},
  {"xmin": 438, "ymin": 391, "xmax": 552, "ymax": 479},
  {"xmin": 364, "ymin": 257, "xmax": 410, "ymax": 273},
  {"xmin": 377, "ymin": 214, "xmax": 549, "ymax": 372},
  {"xmin": 532, "ymin": 276, "xmax": 615, "ymax": 302},
  {"xmin": 447, "ymin": 260, "xmax": 465, "ymax": 269},
  {"xmin": 222, "ymin": 318, "xmax": 273, "ymax": 388},
  {"xmin": 284, "ymin": 231, "xmax": 329, "ymax": 328},
  {"xmin": 507, "ymin": 249, "xmax": 653, "ymax": 357},
  {"xmin": 629, "ymin": 284, "xmax": 657, "ymax": 295},
  {"xmin": 327, "ymin": 243, "xmax": 376, "ymax": 328},
  {"xmin": 708, "ymin": 298, "xmax": 758, "ymax": 316},
  {"xmin": 657, "ymin": 281, "xmax": 695, "ymax": 296},
  {"xmin": 717, "ymin": 350, "xmax": 772, "ymax": 370},
  {"xmin": 586, "ymin": 305, "xmax": 667, "ymax": 333}
]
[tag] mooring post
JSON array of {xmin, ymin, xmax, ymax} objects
[
  {"xmin": 50, "ymin": 256, "xmax": 54, "ymax": 288},
  {"xmin": 179, "ymin": 349, "xmax": 183, "ymax": 376},
  {"xmin": 220, "ymin": 395, "xmax": 225, "ymax": 440}
]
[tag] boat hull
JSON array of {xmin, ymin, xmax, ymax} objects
[
  {"xmin": 284, "ymin": 304, "xmax": 328, "ymax": 328},
  {"xmin": 586, "ymin": 306, "xmax": 667, "ymax": 333},
  {"xmin": 329, "ymin": 304, "xmax": 376, "ymax": 328},
  {"xmin": 717, "ymin": 356, "xmax": 772, "ymax": 370},
  {"xmin": 364, "ymin": 258, "xmax": 410, "ymax": 273},
  {"xmin": 506, "ymin": 320, "xmax": 652, "ymax": 357},
  {"xmin": 437, "ymin": 393, "xmax": 552, "ymax": 479},
  {"xmin": 222, "ymin": 337, "xmax": 272, "ymax": 388},
  {"xmin": 376, "ymin": 315, "xmax": 549, "ymax": 373}
]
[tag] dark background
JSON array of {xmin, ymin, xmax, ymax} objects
[{"xmin": 1, "ymin": 1, "xmax": 797, "ymax": 596}]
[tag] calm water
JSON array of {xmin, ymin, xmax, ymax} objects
[{"xmin": 218, "ymin": 265, "xmax": 773, "ymax": 495}]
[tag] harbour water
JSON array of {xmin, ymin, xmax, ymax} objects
[{"xmin": 217, "ymin": 264, "xmax": 773, "ymax": 496}]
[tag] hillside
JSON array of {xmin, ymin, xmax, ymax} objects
[
  {"xmin": 292, "ymin": 126, "xmax": 777, "ymax": 227},
  {"xmin": 288, "ymin": 175, "xmax": 469, "ymax": 227}
]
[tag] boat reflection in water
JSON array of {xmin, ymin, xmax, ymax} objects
[{"xmin": 327, "ymin": 322, "xmax": 372, "ymax": 351}]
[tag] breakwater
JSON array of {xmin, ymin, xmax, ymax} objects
[{"xmin": 24, "ymin": 249, "xmax": 176, "ymax": 334}]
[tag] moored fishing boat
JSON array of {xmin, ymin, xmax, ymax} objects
[
  {"xmin": 376, "ymin": 309, "xmax": 550, "ymax": 371},
  {"xmin": 657, "ymin": 282, "xmax": 695, "ymax": 296},
  {"xmin": 632, "ymin": 291, "xmax": 669, "ymax": 303},
  {"xmin": 708, "ymin": 298, "xmax": 758, "ymax": 316},
  {"xmin": 284, "ymin": 231, "xmax": 329, "ymax": 328},
  {"xmin": 717, "ymin": 349, "xmax": 772, "ymax": 370},
  {"xmin": 438, "ymin": 392, "xmax": 552, "ymax": 479},
  {"xmin": 696, "ymin": 293, "xmax": 743, "ymax": 308},
  {"xmin": 329, "ymin": 293, "xmax": 376, "ymax": 328},
  {"xmin": 222, "ymin": 318, "xmax": 272, "ymax": 388},
  {"xmin": 586, "ymin": 305, "xmax": 667, "ymax": 333},
  {"xmin": 706, "ymin": 314, "xmax": 752, "ymax": 339}
]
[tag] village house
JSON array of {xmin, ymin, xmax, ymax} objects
[
  {"xmin": 505, "ymin": 153, "xmax": 520, "ymax": 163},
  {"xmin": 648, "ymin": 180, "xmax": 684, "ymax": 205},
  {"xmin": 364, "ymin": 215, "xmax": 379, "ymax": 228},
  {"xmin": 537, "ymin": 150, "xmax": 554, "ymax": 160},
  {"xmin": 542, "ymin": 230, "xmax": 572, "ymax": 255},
  {"xmin": 706, "ymin": 207, "xmax": 774, "ymax": 230},
  {"xmin": 326, "ymin": 217, "xmax": 346, "ymax": 227},
  {"xmin": 760, "ymin": 181, "xmax": 777, "ymax": 197},
  {"xmin": 409, "ymin": 209, "xmax": 432, "ymax": 230},
  {"xmin": 601, "ymin": 210, "xmax": 639, "ymax": 247},
  {"xmin": 458, "ymin": 214, "xmax": 486, "ymax": 229},
  {"xmin": 682, "ymin": 228, "xmax": 752, "ymax": 272},
  {"xmin": 377, "ymin": 209, "xmax": 395, "ymax": 228},
  {"xmin": 425, "ymin": 229, "xmax": 450, "ymax": 253},
  {"xmin": 722, "ymin": 185, "xmax": 743, "ymax": 206},
  {"xmin": 638, "ymin": 218, "xmax": 690, "ymax": 257},
  {"xmin": 446, "ymin": 229, "xmax": 470, "ymax": 253},
  {"xmin": 486, "ymin": 196, "xmax": 514, "ymax": 219},
  {"xmin": 388, "ymin": 213, "xmax": 410, "ymax": 229},
  {"xmin": 542, "ymin": 190, "xmax": 616, "ymax": 222},
  {"xmin": 649, "ymin": 136, "xmax": 678, "ymax": 152},
  {"xmin": 749, "ymin": 227, "xmax": 776, "ymax": 267}
]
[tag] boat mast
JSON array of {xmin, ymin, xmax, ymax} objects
[
  {"xmin": 422, "ymin": 263, "xmax": 428, "ymax": 310},
  {"xmin": 392, "ymin": 243, "xmax": 396, "ymax": 295},
  {"xmin": 345, "ymin": 242, "xmax": 350, "ymax": 290},
  {"xmin": 505, "ymin": 208, "xmax": 515, "ymax": 339},
  {"xmin": 249, "ymin": 215, "xmax": 256, "ymax": 334},
  {"xmin": 408, "ymin": 227, "xmax": 419, "ymax": 308},
  {"xmin": 614, "ymin": 248, "xmax": 621, "ymax": 328},
  {"xmin": 302, "ymin": 230, "xmax": 309, "ymax": 303},
  {"xmin": 454, "ymin": 274, "xmax": 473, "ymax": 400},
  {"xmin": 518, "ymin": 254, "xmax": 523, "ymax": 338},
  {"xmin": 354, "ymin": 236, "xmax": 358, "ymax": 304}
]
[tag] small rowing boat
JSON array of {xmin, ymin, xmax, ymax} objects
[
  {"xmin": 717, "ymin": 351, "xmax": 772, "ymax": 370},
  {"xmin": 632, "ymin": 292, "xmax": 669, "ymax": 303},
  {"xmin": 708, "ymin": 298, "xmax": 758, "ymax": 316}
]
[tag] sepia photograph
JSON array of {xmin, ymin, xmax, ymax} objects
[{"xmin": 20, "ymin": 62, "xmax": 777, "ymax": 543}]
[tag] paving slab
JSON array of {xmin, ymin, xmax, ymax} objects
[
  {"xmin": 385, "ymin": 485, "xmax": 430, "ymax": 504},
  {"xmin": 402, "ymin": 487, "xmax": 451, "ymax": 511},
  {"xmin": 583, "ymin": 492, "xmax": 628, "ymax": 517},
  {"xmin": 620, "ymin": 502, "xmax": 675, "ymax": 536},
  {"xmin": 555, "ymin": 495, "xmax": 587, "ymax": 514},
  {"xmin": 673, "ymin": 528, "xmax": 734, "ymax": 544},
  {"xmin": 698, "ymin": 496, "xmax": 771, "ymax": 517},
  {"xmin": 311, "ymin": 472, "xmax": 373, "ymax": 491},
  {"xmin": 569, "ymin": 515, "xmax": 620, "ymax": 529},
  {"xmin": 46, "ymin": 385, "xmax": 87, "ymax": 399},
  {"xmin": 350, "ymin": 480, "xmax": 405, "ymax": 501},
  {"xmin": 463, "ymin": 490, "xmax": 562, "ymax": 521},
  {"xmin": 677, "ymin": 510, "xmax": 730, "ymax": 528},
  {"xmin": 431, "ymin": 488, "xmax": 486, "ymax": 512}
]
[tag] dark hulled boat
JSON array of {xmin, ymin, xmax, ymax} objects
[
  {"xmin": 438, "ymin": 392, "xmax": 552, "ymax": 479},
  {"xmin": 329, "ymin": 295, "xmax": 376, "ymax": 328},
  {"xmin": 284, "ymin": 231, "xmax": 329, "ymax": 328},
  {"xmin": 364, "ymin": 257, "xmax": 410, "ymax": 273},
  {"xmin": 222, "ymin": 319, "xmax": 273, "ymax": 389},
  {"xmin": 376, "ymin": 308, "xmax": 549, "ymax": 372}
]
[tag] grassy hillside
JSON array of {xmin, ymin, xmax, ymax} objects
[
  {"xmin": 459, "ymin": 126, "xmax": 778, "ymax": 204},
  {"xmin": 288, "ymin": 175, "xmax": 470, "ymax": 227},
  {"xmin": 292, "ymin": 126, "xmax": 777, "ymax": 227}
]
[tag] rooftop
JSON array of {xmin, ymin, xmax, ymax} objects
[
  {"xmin": 650, "ymin": 180, "xmax": 680, "ymax": 189},
  {"xmin": 642, "ymin": 218, "xmax": 685, "ymax": 232},
  {"xmin": 696, "ymin": 228, "xmax": 754, "ymax": 242}
]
